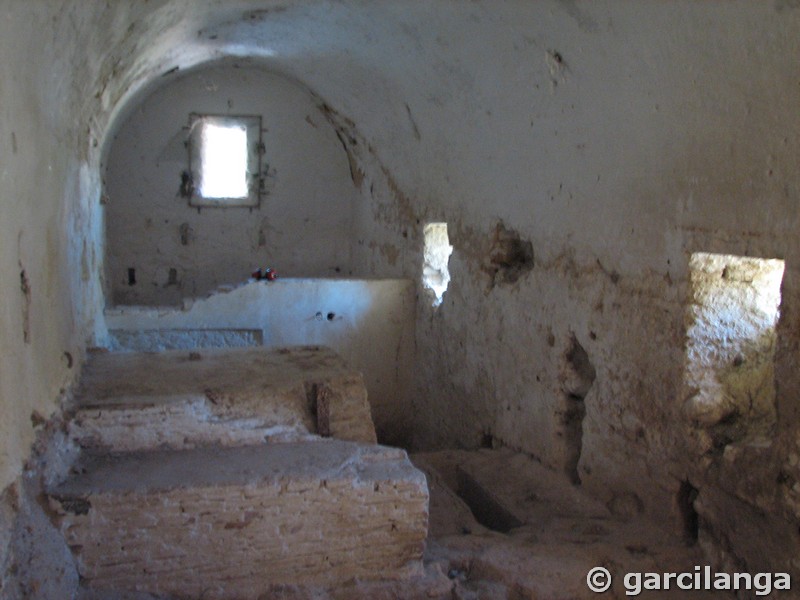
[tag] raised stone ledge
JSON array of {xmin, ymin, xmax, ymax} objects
[
  {"xmin": 71, "ymin": 346, "xmax": 377, "ymax": 451},
  {"xmin": 49, "ymin": 441, "xmax": 429, "ymax": 598}
]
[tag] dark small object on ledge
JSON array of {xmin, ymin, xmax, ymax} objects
[{"xmin": 251, "ymin": 267, "xmax": 278, "ymax": 282}]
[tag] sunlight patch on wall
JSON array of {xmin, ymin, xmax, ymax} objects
[{"xmin": 683, "ymin": 252, "xmax": 784, "ymax": 447}]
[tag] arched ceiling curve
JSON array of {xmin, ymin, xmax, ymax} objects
[
  {"xmin": 84, "ymin": 0, "xmax": 800, "ymax": 269},
  {"xmin": 94, "ymin": 0, "xmax": 463, "ymax": 187},
  {"xmin": 90, "ymin": 0, "xmax": 560, "ymax": 219}
]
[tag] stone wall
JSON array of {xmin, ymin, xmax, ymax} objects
[{"xmin": 3, "ymin": 0, "xmax": 800, "ymax": 585}]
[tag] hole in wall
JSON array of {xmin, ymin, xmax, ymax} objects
[
  {"xmin": 19, "ymin": 267, "xmax": 31, "ymax": 344},
  {"xmin": 198, "ymin": 122, "xmax": 248, "ymax": 198},
  {"xmin": 186, "ymin": 114, "xmax": 262, "ymax": 207},
  {"xmin": 484, "ymin": 222, "xmax": 534, "ymax": 287},
  {"xmin": 30, "ymin": 410, "xmax": 46, "ymax": 428},
  {"xmin": 562, "ymin": 397, "xmax": 586, "ymax": 485},
  {"xmin": 127, "ymin": 268, "xmax": 136, "ymax": 286},
  {"xmin": 179, "ymin": 171, "xmax": 193, "ymax": 198},
  {"xmin": 561, "ymin": 334, "xmax": 596, "ymax": 485},
  {"xmin": 455, "ymin": 466, "xmax": 523, "ymax": 533},
  {"xmin": 565, "ymin": 335, "xmax": 596, "ymax": 397},
  {"xmin": 422, "ymin": 223, "xmax": 453, "ymax": 308},
  {"xmin": 683, "ymin": 253, "xmax": 784, "ymax": 446},
  {"xmin": 179, "ymin": 222, "xmax": 193, "ymax": 246},
  {"xmin": 192, "ymin": 118, "xmax": 248, "ymax": 199},
  {"xmin": 676, "ymin": 480, "xmax": 700, "ymax": 545}
]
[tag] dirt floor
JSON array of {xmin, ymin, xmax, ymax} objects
[{"xmin": 408, "ymin": 448, "xmax": 735, "ymax": 600}]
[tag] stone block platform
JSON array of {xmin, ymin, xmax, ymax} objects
[
  {"xmin": 49, "ymin": 441, "xmax": 428, "ymax": 598},
  {"xmin": 70, "ymin": 345, "xmax": 377, "ymax": 451}
]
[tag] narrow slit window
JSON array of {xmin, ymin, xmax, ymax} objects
[
  {"xmin": 422, "ymin": 222, "xmax": 453, "ymax": 307},
  {"xmin": 187, "ymin": 114, "xmax": 262, "ymax": 207}
]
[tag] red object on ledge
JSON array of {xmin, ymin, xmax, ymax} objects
[{"xmin": 251, "ymin": 267, "xmax": 278, "ymax": 281}]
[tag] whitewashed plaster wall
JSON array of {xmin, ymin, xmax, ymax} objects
[
  {"xmin": 0, "ymin": 0, "xmax": 227, "ymax": 502},
  {"xmin": 0, "ymin": 3, "xmax": 108, "ymax": 496},
  {"xmin": 105, "ymin": 64, "xmax": 362, "ymax": 305},
  {"xmin": 104, "ymin": 279, "xmax": 415, "ymax": 445},
  {"xmin": 3, "ymin": 0, "xmax": 800, "ymax": 586}
]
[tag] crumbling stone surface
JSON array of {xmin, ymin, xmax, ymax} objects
[
  {"xmin": 70, "ymin": 346, "xmax": 377, "ymax": 451},
  {"xmin": 695, "ymin": 485, "xmax": 800, "ymax": 579},
  {"xmin": 683, "ymin": 253, "xmax": 784, "ymax": 446},
  {"xmin": 483, "ymin": 222, "xmax": 534, "ymax": 288},
  {"xmin": 0, "ymin": 479, "xmax": 79, "ymax": 600},
  {"xmin": 414, "ymin": 449, "xmax": 733, "ymax": 599},
  {"xmin": 50, "ymin": 441, "xmax": 428, "ymax": 598}
]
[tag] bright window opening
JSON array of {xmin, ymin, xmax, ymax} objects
[
  {"xmin": 199, "ymin": 123, "xmax": 248, "ymax": 199},
  {"xmin": 422, "ymin": 223, "xmax": 453, "ymax": 307},
  {"xmin": 188, "ymin": 114, "xmax": 262, "ymax": 207},
  {"xmin": 683, "ymin": 252, "xmax": 784, "ymax": 445}
]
